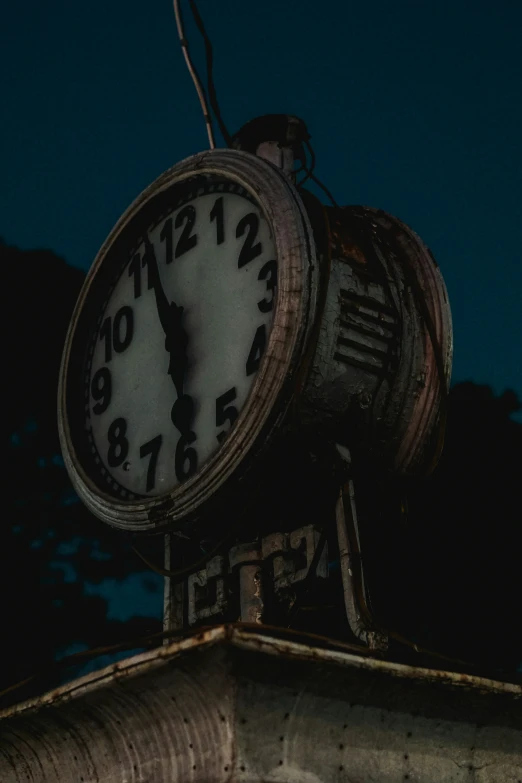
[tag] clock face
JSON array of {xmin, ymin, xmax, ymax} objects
[{"xmin": 84, "ymin": 177, "xmax": 277, "ymax": 499}]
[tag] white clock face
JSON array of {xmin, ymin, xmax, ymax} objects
[{"xmin": 85, "ymin": 179, "xmax": 277, "ymax": 499}]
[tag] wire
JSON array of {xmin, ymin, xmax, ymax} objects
[
  {"xmin": 386, "ymin": 629, "xmax": 472, "ymax": 668},
  {"xmin": 188, "ymin": 0, "xmax": 233, "ymax": 147},
  {"xmin": 297, "ymin": 139, "xmax": 339, "ymax": 207},
  {"xmin": 172, "ymin": 0, "xmax": 215, "ymax": 149},
  {"xmin": 297, "ymin": 138, "xmax": 316, "ymax": 186},
  {"xmin": 0, "ymin": 629, "xmax": 168, "ymax": 704},
  {"xmin": 0, "ymin": 623, "xmax": 379, "ymax": 706},
  {"xmin": 307, "ymin": 172, "xmax": 339, "ymax": 208},
  {"xmin": 130, "ymin": 531, "xmax": 233, "ymax": 581},
  {"xmin": 173, "ymin": 0, "xmax": 334, "ymax": 190},
  {"xmin": 0, "ymin": 612, "xmax": 497, "ymax": 706}
]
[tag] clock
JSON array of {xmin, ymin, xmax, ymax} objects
[
  {"xmin": 59, "ymin": 144, "xmax": 453, "ymax": 538},
  {"xmin": 58, "ymin": 150, "xmax": 319, "ymax": 533}
]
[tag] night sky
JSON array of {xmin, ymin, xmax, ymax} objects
[{"xmin": 2, "ymin": 0, "xmax": 521, "ymax": 404}]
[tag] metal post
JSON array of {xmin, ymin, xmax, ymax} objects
[
  {"xmin": 163, "ymin": 534, "xmax": 184, "ymax": 642},
  {"xmin": 336, "ymin": 484, "xmax": 388, "ymax": 651},
  {"xmin": 229, "ymin": 542, "xmax": 264, "ymax": 623},
  {"xmin": 255, "ymin": 141, "xmax": 295, "ymax": 178}
]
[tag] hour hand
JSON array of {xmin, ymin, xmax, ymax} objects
[
  {"xmin": 165, "ymin": 304, "xmax": 195, "ymax": 434},
  {"xmin": 142, "ymin": 233, "xmax": 193, "ymax": 430},
  {"xmin": 164, "ymin": 301, "xmax": 189, "ymax": 394}
]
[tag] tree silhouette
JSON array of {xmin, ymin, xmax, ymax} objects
[
  {"xmin": 1, "ymin": 240, "xmax": 162, "ymax": 701},
  {"xmin": 366, "ymin": 382, "xmax": 522, "ymax": 673},
  {"xmin": 405, "ymin": 382, "xmax": 522, "ymax": 671}
]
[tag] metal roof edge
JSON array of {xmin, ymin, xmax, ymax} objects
[{"xmin": 1, "ymin": 623, "xmax": 519, "ymax": 721}]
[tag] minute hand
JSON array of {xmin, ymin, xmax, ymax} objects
[{"xmin": 143, "ymin": 234, "xmax": 189, "ymax": 401}]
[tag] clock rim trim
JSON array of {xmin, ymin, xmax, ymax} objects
[{"xmin": 58, "ymin": 149, "xmax": 318, "ymax": 533}]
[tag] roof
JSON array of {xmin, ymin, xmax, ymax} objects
[{"xmin": 1, "ymin": 624, "xmax": 520, "ymax": 782}]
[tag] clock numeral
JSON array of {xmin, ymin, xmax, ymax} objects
[
  {"xmin": 175, "ymin": 205, "xmax": 198, "ymax": 258},
  {"xmin": 257, "ymin": 259, "xmax": 277, "ymax": 312},
  {"xmin": 128, "ymin": 253, "xmax": 142, "ymax": 298},
  {"xmin": 160, "ymin": 217, "xmax": 173, "ymax": 265},
  {"xmin": 246, "ymin": 324, "xmax": 266, "ymax": 376},
  {"xmin": 210, "ymin": 196, "xmax": 225, "ymax": 245},
  {"xmin": 237, "ymin": 212, "xmax": 262, "ymax": 268},
  {"xmin": 99, "ymin": 316, "xmax": 112, "ymax": 363},
  {"xmin": 113, "ymin": 306, "xmax": 134, "ymax": 352},
  {"xmin": 216, "ymin": 387, "xmax": 238, "ymax": 443},
  {"xmin": 91, "ymin": 367, "xmax": 112, "ymax": 415},
  {"xmin": 128, "ymin": 253, "xmax": 153, "ymax": 299},
  {"xmin": 99, "ymin": 306, "xmax": 134, "ymax": 362},
  {"xmin": 140, "ymin": 434, "xmax": 162, "ymax": 492},
  {"xmin": 175, "ymin": 431, "xmax": 198, "ymax": 482},
  {"xmin": 107, "ymin": 417, "xmax": 129, "ymax": 468}
]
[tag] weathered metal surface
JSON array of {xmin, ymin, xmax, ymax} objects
[
  {"xmin": 301, "ymin": 205, "xmax": 453, "ymax": 476},
  {"xmin": 163, "ymin": 533, "xmax": 184, "ymax": 638},
  {"xmin": 231, "ymin": 114, "xmax": 310, "ymax": 181},
  {"xmin": 188, "ymin": 555, "xmax": 228, "ymax": 625},
  {"xmin": 336, "ymin": 484, "xmax": 374, "ymax": 646},
  {"xmin": 229, "ymin": 543, "xmax": 264, "ymax": 624},
  {"xmin": 169, "ymin": 526, "xmax": 330, "ymax": 628},
  {"xmin": 261, "ymin": 525, "xmax": 329, "ymax": 590},
  {"xmin": 1, "ymin": 625, "xmax": 520, "ymax": 782}
]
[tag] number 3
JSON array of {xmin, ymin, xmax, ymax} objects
[{"xmin": 257, "ymin": 260, "xmax": 277, "ymax": 312}]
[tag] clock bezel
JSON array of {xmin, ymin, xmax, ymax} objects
[{"xmin": 58, "ymin": 149, "xmax": 318, "ymax": 533}]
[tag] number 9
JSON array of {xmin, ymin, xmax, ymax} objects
[{"xmin": 91, "ymin": 367, "xmax": 112, "ymax": 414}]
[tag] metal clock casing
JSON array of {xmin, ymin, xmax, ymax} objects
[{"xmin": 58, "ymin": 149, "xmax": 319, "ymax": 534}]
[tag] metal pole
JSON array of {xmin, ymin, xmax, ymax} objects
[
  {"xmin": 335, "ymin": 477, "xmax": 388, "ymax": 651},
  {"xmin": 163, "ymin": 534, "xmax": 184, "ymax": 641}
]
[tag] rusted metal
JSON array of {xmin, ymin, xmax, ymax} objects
[
  {"xmin": 163, "ymin": 533, "xmax": 184, "ymax": 639},
  {"xmin": 164, "ymin": 526, "xmax": 331, "ymax": 630},
  {"xmin": 261, "ymin": 526, "xmax": 328, "ymax": 592},
  {"xmin": 336, "ymin": 486, "xmax": 371, "ymax": 645},
  {"xmin": 188, "ymin": 555, "xmax": 227, "ymax": 625},
  {"xmin": 1, "ymin": 625, "xmax": 520, "ymax": 782},
  {"xmin": 301, "ymin": 205, "xmax": 453, "ymax": 476},
  {"xmin": 231, "ymin": 114, "xmax": 310, "ymax": 181},
  {"xmin": 229, "ymin": 542, "xmax": 264, "ymax": 623},
  {"xmin": 255, "ymin": 141, "xmax": 295, "ymax": 177},
  {"xmin": 336, "ymin": 478, "xmax": 390, "ymax": 651}
]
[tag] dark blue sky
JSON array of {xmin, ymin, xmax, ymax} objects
[{"xmin": 2, "ymin": 0, "xmax": 521, "ymax": 404}]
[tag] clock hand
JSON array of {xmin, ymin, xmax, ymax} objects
[
  {"xmin": 143, "ymin": 233, "xmax": 176, "ymax": 344},
  {"xmin": 142, "ymin": 233, "xmax": 194, "ymax": 434}
]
